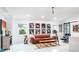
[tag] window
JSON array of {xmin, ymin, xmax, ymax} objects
[{"xmin": 63, "ymin": 22, "xmax": 70, "ymax": 35}]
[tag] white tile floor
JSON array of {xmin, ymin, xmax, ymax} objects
[
  {"xmin": 6, "ymin": 40, "xmax": 69, "ymax": 52},
  {"xmin": 69, "ymin": 37, "xmax": 79, "ymax": 52}
]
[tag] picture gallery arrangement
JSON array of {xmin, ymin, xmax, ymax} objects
[{"xmin": 29, "ymin": 23, "xmax": 51, "ymax": 34}]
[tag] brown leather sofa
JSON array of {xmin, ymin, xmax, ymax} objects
[{"xmin": 30, "ymin": 34, "xmax": 58, "ymax": 44}]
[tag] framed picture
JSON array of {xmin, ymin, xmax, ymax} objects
[
  {"xmin": 59, "ymin": 24, "xmax": 62, "ymax": 32},
  {"xmin": 42, "ymin": 29, "xmax": 46, "ymax": 34},
  {"xmin": 29, "ymin": 29, "xmax": 34, "ymax": 34},
  {"xmin": 47, "ymin": 24, "xmax": 51, "ymax": 28},
  {"xmin": 73, "ymin": 25, "xmax": 78, "ymax": 32},
  {"xmin": 78, "ymin": 25, "xmax": 79, "ymax": 32},
  {"xmin": 47, "ymin": 29, "xmax": 51, "ymax": 34},
  {"xmin": 41, "ymin": 23, "xmax": 46, "ymax": 28},
  {"xmin": 18, "ymin": 24, "xmax": 27, "ymax": 35},
  {"xmin": 35, "ymin": 29, "xmax": 40, "ymax": 34},
  {"xmin": 29, "ymin": 23, "xmax": 34, "ymax": 28},
  {"xmin": 35, "ymin": 23, "xmax": 40, "ymax": 28}
]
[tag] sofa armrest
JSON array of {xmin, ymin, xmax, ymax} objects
[{"xmin": 30, "ymin": 37, "xmax": 38, "ymax": 44}]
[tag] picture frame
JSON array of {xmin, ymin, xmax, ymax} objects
[
  {"xmin": 35, "ymin": 29, "xmax": 40, "ymax": 34},
  {"xmin": 42, "ymin": 29, "xmax": 46, "ymax": 34},
  {"xmin": 59, "ymin": 24, "xmax": 62, "ymax": 32},
  {"xmin": 47, "ymin": 24, "xmax": 51, "ymax": 28},
  {"xmin": 41, "ymin": 23, "xmax": 46, "ymax": 28},
  {"xmin": 78, "ymin": 25, "xmax": 79, "ymax": 32},
  {"xmin": 29, "ymin": 23, "xmax": 34, "ymax": 28},
  {"xmin": 47, "ymin": 29, "xmax": 51, "ymax": 34},
  {"xmin": 18, "ymin": 24, "xmax": 27, "ymax": 35},
  {"xmin": 35, "ymin": 23, "xmax": 40, "ymax": 28},
  {"xmin": 73, "ymin": 25, "xmax": 78, "ymax": 32},
  {"xmin": 29, "ymin": 29, "xmax": 34, "ymax": 34}
]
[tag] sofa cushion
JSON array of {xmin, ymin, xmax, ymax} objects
[
  {"xmin": 35, "ymin": 38, "xmax": 51, "ymax": 40},
  {"xmin": 35, "ymin": 34, "xmax": 50, "ymax": 38}
]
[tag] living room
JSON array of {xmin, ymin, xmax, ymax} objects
[{"xmin": 0, "ymin": 7, "xmax": 79, "ymax": 52}]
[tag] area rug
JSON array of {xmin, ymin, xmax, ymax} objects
[{"xmin": 35, "ymin": 43, "xmax": 59, "ymax": 49}]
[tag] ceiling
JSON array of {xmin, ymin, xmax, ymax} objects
[
  {"xmin": 4, "ymin": 7, "xmax": 53, "ymax": 20},
  {"xmin": 54, "ymin": 7, "xmax": 79, "ymax": 17},
  {"xmin": 0, "ymin": 7, "xmax": 79, "ymax": 21}
]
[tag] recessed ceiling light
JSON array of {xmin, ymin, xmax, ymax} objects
[
  {"xmin": 53, "ymin": 17, "xmax": 57, "ymax": 20},
  {"xmin": 41, "ymin": 16, "xmax": 45, "ymax": 19},
  {"xmin": 26, "ymin": 14, "xmax": 31, "ymax": 17}
]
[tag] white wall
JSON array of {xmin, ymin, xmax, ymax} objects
[{"xmin": 70, "ymin": 21, "xmax": 79, "ymax": 37}]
